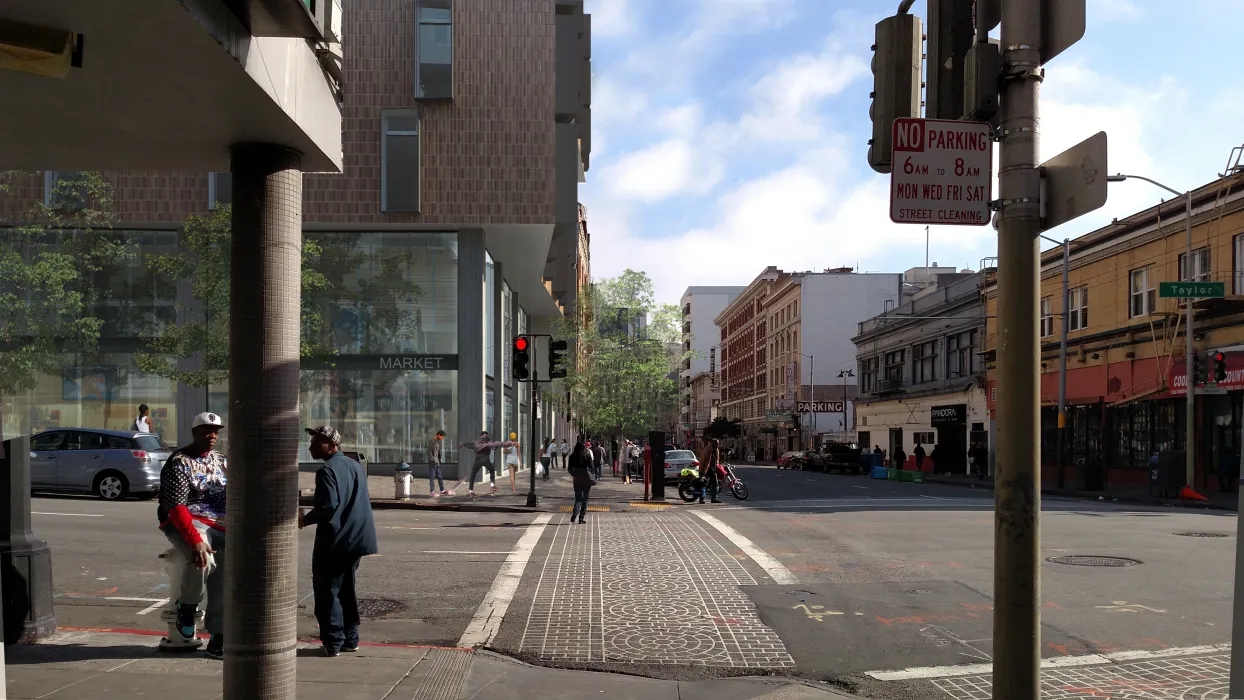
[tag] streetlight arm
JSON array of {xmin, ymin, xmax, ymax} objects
[{"xmin": 1108, "ymin": 173, "xmax": 1183, "ymax": 198}]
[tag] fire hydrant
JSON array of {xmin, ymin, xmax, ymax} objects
[{"xmin": 394, "ymin": 462, "xmax": 413, "ymax": 499}]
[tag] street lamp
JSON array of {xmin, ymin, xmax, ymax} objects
[
  {"xmin": 838, "ymin": 369, "xmax": 855, "ymax": 441},
  {"xmin": 1107, "ymin": 173, "xmax": 1195, "ymax": 490},
  {"xmin": 1038, "ymin": 233, "xmax": 1071, "ymax": 490}
]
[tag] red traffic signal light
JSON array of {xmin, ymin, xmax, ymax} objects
[
  {"xmin": 1215, "ymin": 352, "xmax": 1226, "ymax": 363},
  {"xmin": 514, "ymin": 337, "xmax": 528, "ymax": 351}
]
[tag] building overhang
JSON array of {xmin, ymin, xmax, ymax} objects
[{"xmin": 0, "ymin": 0, "xmax": 342, "ymax": 173}]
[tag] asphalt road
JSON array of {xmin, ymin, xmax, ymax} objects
[{"xmin": 28, "ymin": 464, "xmax": 1239, "ymax": 699}]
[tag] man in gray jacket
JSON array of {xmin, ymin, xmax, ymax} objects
[{"xmin": 428, "ymin": 430, "xmax": 449, "ymax": 496}]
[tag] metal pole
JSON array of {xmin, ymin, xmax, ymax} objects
[
  {"xmin": 1231, "ymin": 422, "xmax": 1244, "ymax": 697},
  {"xmin": 1057, "ymin": 239, "xmax": 1069, "ymax": 489},
  {"xmin": 810, "ymin": 355, "xmax": 815, "ymax": 448},
  {"xmin": 527, "ymin": 367, "xmax": 539, "ymax": 508},
  {"xmin": 993, "ymin": 0, "xmax": 1042, "ymax": 697},
  {"xmin": 1184, "ymin": 191, "xmax": 1196, "ymax": 489}
]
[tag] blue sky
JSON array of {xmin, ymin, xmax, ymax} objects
[{"xmin": 580, "ymin": 0, "xmax": 1244, "ymax": 305}]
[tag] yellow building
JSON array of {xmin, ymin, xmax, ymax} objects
[{"xmin": 982, "ymin": 171, "xmax": 1244, "ymax": 493}]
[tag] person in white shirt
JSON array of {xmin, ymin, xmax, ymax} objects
[
  {"xmin": 135, "ymin": 404, "xmax": 153, "ymax": 433},
  {"xmin": 545, "ymin": 439, "xmax": 558, "ymax": 471}
]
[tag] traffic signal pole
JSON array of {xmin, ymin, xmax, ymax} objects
[{"xmin": 993, "ymin": 0, "xmax": 1043, "ymax": 697}]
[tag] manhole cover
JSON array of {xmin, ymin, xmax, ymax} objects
[
  {"xmin": 1174, "ymin": 532, "xmax": 1229, "ymax": 538},
  {"xmin": 904, "ymin": 589, "xmax": 932, "ymax": 595},
  {"xmin": 1046, "ymin": 555, "xmax": 1141, "ymax": 567},
  {"xmin": 357, "ymin": 597, "xmax": 407, "ymax": 618}
]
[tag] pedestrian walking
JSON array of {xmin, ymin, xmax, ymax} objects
[
  {"xmin": 560, "ymin": 438, "xmax": 569, "ymax": 468},
  {"xmin": 611, "ymin": 436, "xmax": 620, "ymax": 477},
  {"xmin": 299, "ymin": 426, "xmax": 379, "ymax": 657},
  {"xmin": 428, "ymin": 430, "xmax": 449, "ymax": 496},
  {"xmin": 892, "ymin": 444, "xmax": 906, "ymax": 470},
  {"xmin": 504, "ymin": 432, "xmax": 522, "ymax": 494},
  {"xmin": 928, "ymin": 443, "xmax": 941, "ymax": 474},
  {"xmin": 158, "ymin": 412, "xmax": 227, "ymax": 658},
  {"xmin": 567, "ymin": 441, "xmax": 595, "ymax": 524},
  {"xmin": 134, "ymin": 404, "xmax": 153, "ymax": 433},
  {"xmin": 456, "ymin": 431, "xmax": 513, "ymax": 498},
  {"xmin": 698, "ymin": 438, "xmax": 723, "ymax": 504},
  {"xmin": 540, "ymin": 438, "xmax": 553, "ymax": 480},
  {"xmin": 913, "ymin": 442, "xmax": 926, "ymax": 470},
  {"xmin": 591, "ymin": 440, "xmax": 605, "ymax": 480}
]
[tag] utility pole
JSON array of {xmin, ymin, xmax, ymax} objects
[{"xmin": 993, "ymin": 1, "xmax": 1043, "ymax": 698}]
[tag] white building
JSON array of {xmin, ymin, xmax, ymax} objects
[{"xmin": 679, "ymin": 286, "xmax": 744, "ymax": 442}]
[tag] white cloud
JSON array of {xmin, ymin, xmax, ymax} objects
[
  {"xmin": 735, "ymin": 41, "xmax": 868, "ymax": 144},
  {"xmin": 601, "ymin": 138, "xmax": 724, "ymax": 202}
]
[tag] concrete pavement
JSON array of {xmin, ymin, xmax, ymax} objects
[{"xmin": 3, "ymin": 628, "xmax": 852, "ymax": 699}]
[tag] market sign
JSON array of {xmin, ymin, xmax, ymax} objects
[
  {"xmin": 890, "ymin": 118, "xmax": 993, "ymax": 226},
  {"xmin": 1158, "ymin": 281, "xmax": 1225, "ymax": 299}
]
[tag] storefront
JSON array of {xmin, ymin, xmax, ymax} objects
[
  {"xmin": 931, "ymin": 403, "xmax": 968, "ymax": 474},
  {"xmin": 855, "ymin": 388, "xmax": 989, "ymax": 472}
]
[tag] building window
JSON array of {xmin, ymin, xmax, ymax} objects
[
  {"xmin": 946, "ymin": 329, "xmax": 977, "ymax": 378},
  {"xmin": 208, "ymin": 172, "xmax": 232, "ymax": 210},
  {"xmin": 912, "ymin": 340, "xmax": 937, "ymax": 384},
  {"xmin": 913, "ymin": 431, "xmax": 935, "ymax": 446},
  {"xmin": 1179, "ymin": 247, "xmax": 1211, "ymax": 283},
  {"xmin": 415, "ymin": 0, "xmax": 453, "ymax": 100},
  {"xmin": 1039, "ymin": 297, "xmax": 1053, "ymax": 338},
  {"xmin": 1129, "ymin": 267, "xmax": 1155, "ymax": 318},
  {"xmin": 381, "ymin": 110, "xmax": 420, "ymax": 212},
  {"xmin": 484, "ymin": 253, "xmax": 495, "ymax": 378},
  {"xmin": 43, "ymin": 170, "xmax": 89, "ymax": 209},
  {"xmin": 1235, "ymin": 234, "xmax": 1244, "ymax": 294},
  {"xmin": 883, "ymin": 349, "xmax": 905, "ymax": 384},
  {"xmin": 502, "ymin": 284, "xmax": 513, "ymax": 387},
  {"xmin": 1068, "ymin": 286, "xmax": 1088, "ymax": 331},
  {"xmin": 860, "ymin": 357, "xmax": 879, "ymax": 393}
]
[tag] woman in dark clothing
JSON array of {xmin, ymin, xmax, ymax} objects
[
  {"xmin": 567, "ymin": 441, "xmax": 594, "ymax": 524},
  {"xmin": 698, "ymin": 438, "xmax": 723, "ymax": 504}
]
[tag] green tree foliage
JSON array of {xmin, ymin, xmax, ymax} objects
[
  {"xmin": 551, "ymin": 270, "xmax": 685, "ymax": 437},
  {"xmin": 0, "ymin": 171, "xmax": 137, "ymax": 447},
  {"xmin": 704, "ymin": 416, "xmax": 742, "ymax": 440}
]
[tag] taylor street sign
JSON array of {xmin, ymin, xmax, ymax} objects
[
  {"xmin": 890, "ymin": 118, "xmax": 993, "ymax": 226},
  {"xmin": 797, "ymin": 401, "xmax": 846, "ymax": 413},
  {"xmin": 1159, "ymin": 281, "xmax": 1225, "ymax": 299},
  {"xmin": 1040, "ymin": 131, "xmax": 1107, "ymax": 232},
  {"xmin": 1197, "ymin": 386, "xmax": 1229, "ymax": 396}
]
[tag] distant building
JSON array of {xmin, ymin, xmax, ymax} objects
[
  {"xmin": 852, "ymin": 270, "xmax": 990, "ymax": 474},
  {"xmin": 716, "ymin": 266, "xmax": 903, "ymax": 460},
  {"xmin": 679, "ymin": 286, "xmax": 744, "ymax": 443}
]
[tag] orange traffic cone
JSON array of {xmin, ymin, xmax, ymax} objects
[{"xmin": 1179, "ymin": 485, "xmax": 1209, "ymax": 501}]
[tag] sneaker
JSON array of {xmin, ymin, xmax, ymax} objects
[
  {"xmin": 323, "ymin": 647, "xmax": 340, "ymax": 657},
  {"xmin": 175, "ymin": 602, "xmax": 198, "ymax": 641},
  {"xmin": 430, "ymin": 491, "xmax": 440, "ymax": 497},
  {"xmin": 205, "ymin": 635, "xmax": 224, "ymax": 659},
  {"xmin": 342, "ymin": 642, "xmax": 359, "ymax": 652},
  {"xmin": 440, "ymin": 489, "xmax": 451, "ymax": 496}
]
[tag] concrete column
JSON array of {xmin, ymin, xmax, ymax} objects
[
  {"xmin": 0, "ymin": 436, "xmax": 55, "ymax": 644},
  {"xmin": 457, "ymin": 229, "xmax": 486, "ymax": 480},
  {"xmin": 224, "ymin": 144, "xmax": 303, "ymax": 700},
  {"xmin": 492, "ymin": 262, "xmax": 505, "ymax": 441}
]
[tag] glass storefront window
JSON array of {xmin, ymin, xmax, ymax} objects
[
  {"xmin": 484, "ymin": 253, "xmax": 495, "ymax": 378},
  {"xmin": 486, "ymin": 387, "xmax": 494, "ymax": 437},
  {"xmin": 504, "ymin": 395, "xmax": 515, "ymax": 441},
  {"xmin": 503, "ymin": 284, "xmax": 513, "ymax": 386}
]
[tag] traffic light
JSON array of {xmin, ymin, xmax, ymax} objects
[
  {"xmin": 867, "ymin": 11, "xmax": 923, "ymax": 173},
  {"xmin": 925, "ymin": 0, "xmax": 974, "ymax": 120},
  {"xmin": 512, "ymin": 336, "xmax": 531, "ymax": 381},
  {"xmin": 1214, "ymin": 351, "xmax": 1228, "ymax": 384},
  {"xmin": 548, "ymin": 339, "xmax": 569, "ymax": 379},
  {"xmin": 1193, "ymin": 351, "xmax": 1208, "ymax": 385}
]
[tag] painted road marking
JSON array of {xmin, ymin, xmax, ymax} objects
[
  {"xmin": 33, "ymin": 512, "xmax": 104, "ymax": 517},
  {"xmin": 422, "ymin": 551, "xmax": 513, "ymax": 555},
  {"xmin": 692, "ymin": 511, "xmax": 798, "ymax": 585},
  {"xmin": 457, "ymin": 512, "xmax": 552, "ymax": 648},
  {"xmin": 136, "ymin": 599, "xmax": 168, "ymax": 616},
  {"xmin": 865, "ymin": 643, "xmax": 1233, "ymax": 681}
]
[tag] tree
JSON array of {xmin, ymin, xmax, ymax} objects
[
  {"xmin": 647, "ymin": 303, "xmax": 682, "ymax": 345},
  {"xmin": 551, "ymin": 271, "xmax": 686, "ymax": 437},
  {"xmin": 0, "ymin": 171, "xmax": 137, "ymax": 452}
]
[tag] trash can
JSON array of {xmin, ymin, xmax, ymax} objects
[
  {"xmin": 394, "ymin": 462, "xmax": 413, "ymax": 499},
  {"xmin": 1150, "ymin": 451, "xmax": 1185, "ymax": 497}
]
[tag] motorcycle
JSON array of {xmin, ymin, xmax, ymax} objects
[{"xmin": 677, "ymin": 463, "xmax": 749, "ymax": 502}]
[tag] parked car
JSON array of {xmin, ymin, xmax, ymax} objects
[
  {"xmin": 29, "ymin": 428, "xmax": 172, "ymax": 500},
  {"xmin": 661, "ymin": 449, "xmax": 700, "ymax": 482},
  {"xmin": 819, "ymin": 442, "xmax": 864, "ymax": 474},
  {"xmin": 775, "ymin": 451, "xmax": 801, "ymax": 469}
]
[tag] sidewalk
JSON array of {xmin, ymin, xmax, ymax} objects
[
  {"xmin": 298, "ymin": 465, "xmax": 684, "ymax": 513},
  {"xmin": 2, "ymin": 629, "xmax": 852, "ymax": 700},
  {"xmin": 919, "ymin": 473, "xmax": 1239, "ymax": 511}
]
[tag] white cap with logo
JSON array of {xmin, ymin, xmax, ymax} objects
[{"xmin": 192, "ymin": 412, "xmax": 224, "ymax": 429}]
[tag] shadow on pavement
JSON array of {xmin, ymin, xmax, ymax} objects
[{"xmin": 4, "ymin": 642, "xmax": 157, "ymax": 664}]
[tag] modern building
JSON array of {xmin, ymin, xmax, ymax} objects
[
  {"xmin": 853, "ymin": 270, "xmax": 990, "ymax": 473},
  {"xmin": 716, "ymin": 266, "xmax": 902, "ymax": 460},
  {"xmin": 678, "ymin": 286, "xmax": 743, "ymax": 442},
  {"xmin": 1, "ymin": 0, "xmax": 593, "ymax": 479},
  {"xmin": 982, "ymin": 168, "xmax": 1244, "ymax": 494},
  {"xmin": 687, "ymin": 371, "xmax": 720, "ymax": 453}
]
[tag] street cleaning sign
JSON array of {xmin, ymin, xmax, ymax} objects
[
  {"xmin": 1158, "ymin": 281, "xmax": 1225, "ymax": 299},
  {"xmin": 890, "ymin": 118, "xmax": 993, "ymax": 226}
]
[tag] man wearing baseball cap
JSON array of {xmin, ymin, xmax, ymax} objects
[
  {"xmin": 157, "ymin": 411, "xmax": 228, "ymax": 659},
  {"xmin": 299, "ymin": 426, "xmax": 378, "ymax": 656}
]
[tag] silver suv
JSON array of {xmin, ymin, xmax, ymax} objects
[{"xmin": 29, "ymin": 428, "xmax": 172, "ymax": 500}]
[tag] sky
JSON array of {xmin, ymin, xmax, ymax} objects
[{"xmin": 580, "ymin": 0, "xmax": 1244, "ymax": 306}]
